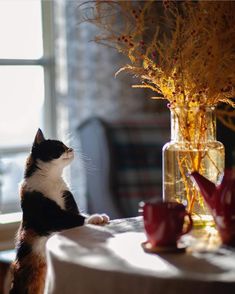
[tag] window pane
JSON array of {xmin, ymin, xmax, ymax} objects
[
  {"xmin": 0, "ymin": 153, "xmax": 27, "ymax": 213},
  {"xmin": 0, "ymin": 0, "xmax": 43, "ymax": 59},
  {"xmin": 0, "ymin": 66, "xmax": 44, "ymax": 147}
]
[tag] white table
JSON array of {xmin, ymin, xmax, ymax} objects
[{"xmin": 45, "ymin": 217, "xmax": 235, "ymax": 294}]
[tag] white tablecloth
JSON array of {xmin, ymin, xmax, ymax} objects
[{"xmin": 45, "ymin": 217, "xmax": 235, "ymax": 294}]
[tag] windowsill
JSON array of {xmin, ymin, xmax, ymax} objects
[
  {"xmin": 0, "ymin": 212, "xmax": 22, "ymax": 225},
  {"xmin": 0, "ymin": 212, "xmax": 22, "ymax": 251}
]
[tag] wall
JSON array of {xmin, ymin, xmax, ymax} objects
[{"xmin": 53, "ymin": 0, "xmax": 163, "ymax": 211}]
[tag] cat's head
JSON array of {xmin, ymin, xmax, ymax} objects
[{"xmin": 26, "ymin": 129, "xmax": 74, "ymax": 176}]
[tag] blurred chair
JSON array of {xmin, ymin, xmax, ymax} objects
[{"xmin": 78, "ymin": 114, "xmax": 170, "ymax": 218}]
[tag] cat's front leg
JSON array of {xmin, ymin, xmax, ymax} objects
[{"xmin": 86, "ymin": 213, "xmax": 110, "ymax": 225}]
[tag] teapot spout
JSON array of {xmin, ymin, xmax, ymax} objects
[{"xmin": 190, "ymin": 171, "xmax": 216, "ymax": 205}]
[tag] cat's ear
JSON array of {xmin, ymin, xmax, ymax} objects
[{"xmin": 33, "ymin": 128, "xmax": 46, "ymax": 146}]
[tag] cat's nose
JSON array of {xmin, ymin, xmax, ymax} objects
[{"xmin": 68, "ymin": 148, "xmax": 73, "ymax": 152}]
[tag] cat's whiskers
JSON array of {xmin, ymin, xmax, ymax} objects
[{"xmin": 73, "ymin": 150, "xmax": 99, "ymax": 175}]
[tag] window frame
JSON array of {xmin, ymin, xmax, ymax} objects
[{"xmin": 0, "ymin": 0, "xmax": 56, "ymax": 249}]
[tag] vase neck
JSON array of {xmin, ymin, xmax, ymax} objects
[{"xmin": 170, "ymin": 106, "xmax": 216, "ymax": 143}]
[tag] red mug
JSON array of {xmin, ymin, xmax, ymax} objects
[{"xmin": 140, "ymin": 201, "xmax": 193, "ymax": 247}]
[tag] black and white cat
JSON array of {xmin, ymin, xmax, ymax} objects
[{"xmin": 9, "ymin": 129, "xmax": 109, "ymax": 294}]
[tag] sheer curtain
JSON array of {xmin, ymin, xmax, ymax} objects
[{"xmin": 54, "ymin": 0, "xmax": 148, "ymax": 211}]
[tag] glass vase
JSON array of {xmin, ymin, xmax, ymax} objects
[{"xmin": 162, "ymin": 106, "xmax": 225, "ymax": 227}]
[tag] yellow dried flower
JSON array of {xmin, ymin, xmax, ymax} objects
[{"xmin": 83, "ymin": 0, "xmax": 235, "ymax": 127}]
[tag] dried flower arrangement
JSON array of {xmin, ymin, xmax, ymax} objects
[
  {"xmin": 82, "ymin": 0, "xmax": 235, "ymax": 224},
  {"xmin": 83, "ymin": 0, "xmax": 235, "ymax": 123}
]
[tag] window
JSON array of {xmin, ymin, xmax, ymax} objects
[{"xmin": 0, "ymin": 0, "xmax": 56, "ymax": 215}]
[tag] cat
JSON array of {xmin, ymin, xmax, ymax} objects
[{"xmin": 9, "ymin": 129, "xmax": 109, "ymax": 294}]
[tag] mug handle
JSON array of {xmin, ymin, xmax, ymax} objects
[{"xmin": 182, "ymin": 212, "xmax": 193, "ymax": 235}]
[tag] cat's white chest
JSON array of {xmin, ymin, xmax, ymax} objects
[
  {"xmin": 42, "ymin": 180, "xmax": 67, "ymax": 209},
  {"xmin": 24, "ymin": 176, "xmax": 68, "ymax": 209}
]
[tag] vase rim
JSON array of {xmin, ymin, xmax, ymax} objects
[{"xmin": 167, "ymin": 104, "xmax": 216, "ymax": 111}]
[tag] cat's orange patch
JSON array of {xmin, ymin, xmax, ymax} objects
[
  {"xmin": 10, "ymin": 228, "xmax": 47, "ymax": 294},
  {"xmin": 10, "ymin": 251, "xmax": 46, "ymax": 294},
  {"xmin": 27, "ymin": 255, "xmax": 46, "ymax": 294}
]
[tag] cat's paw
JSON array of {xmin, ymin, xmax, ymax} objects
[{"xmin": 86, "ymin": 213, "xmax": 110, "ymax": 225}]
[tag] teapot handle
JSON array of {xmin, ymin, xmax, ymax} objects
[{"xmin": 182, "ymin": 212, "xmax": 193, "ymax": 235}]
